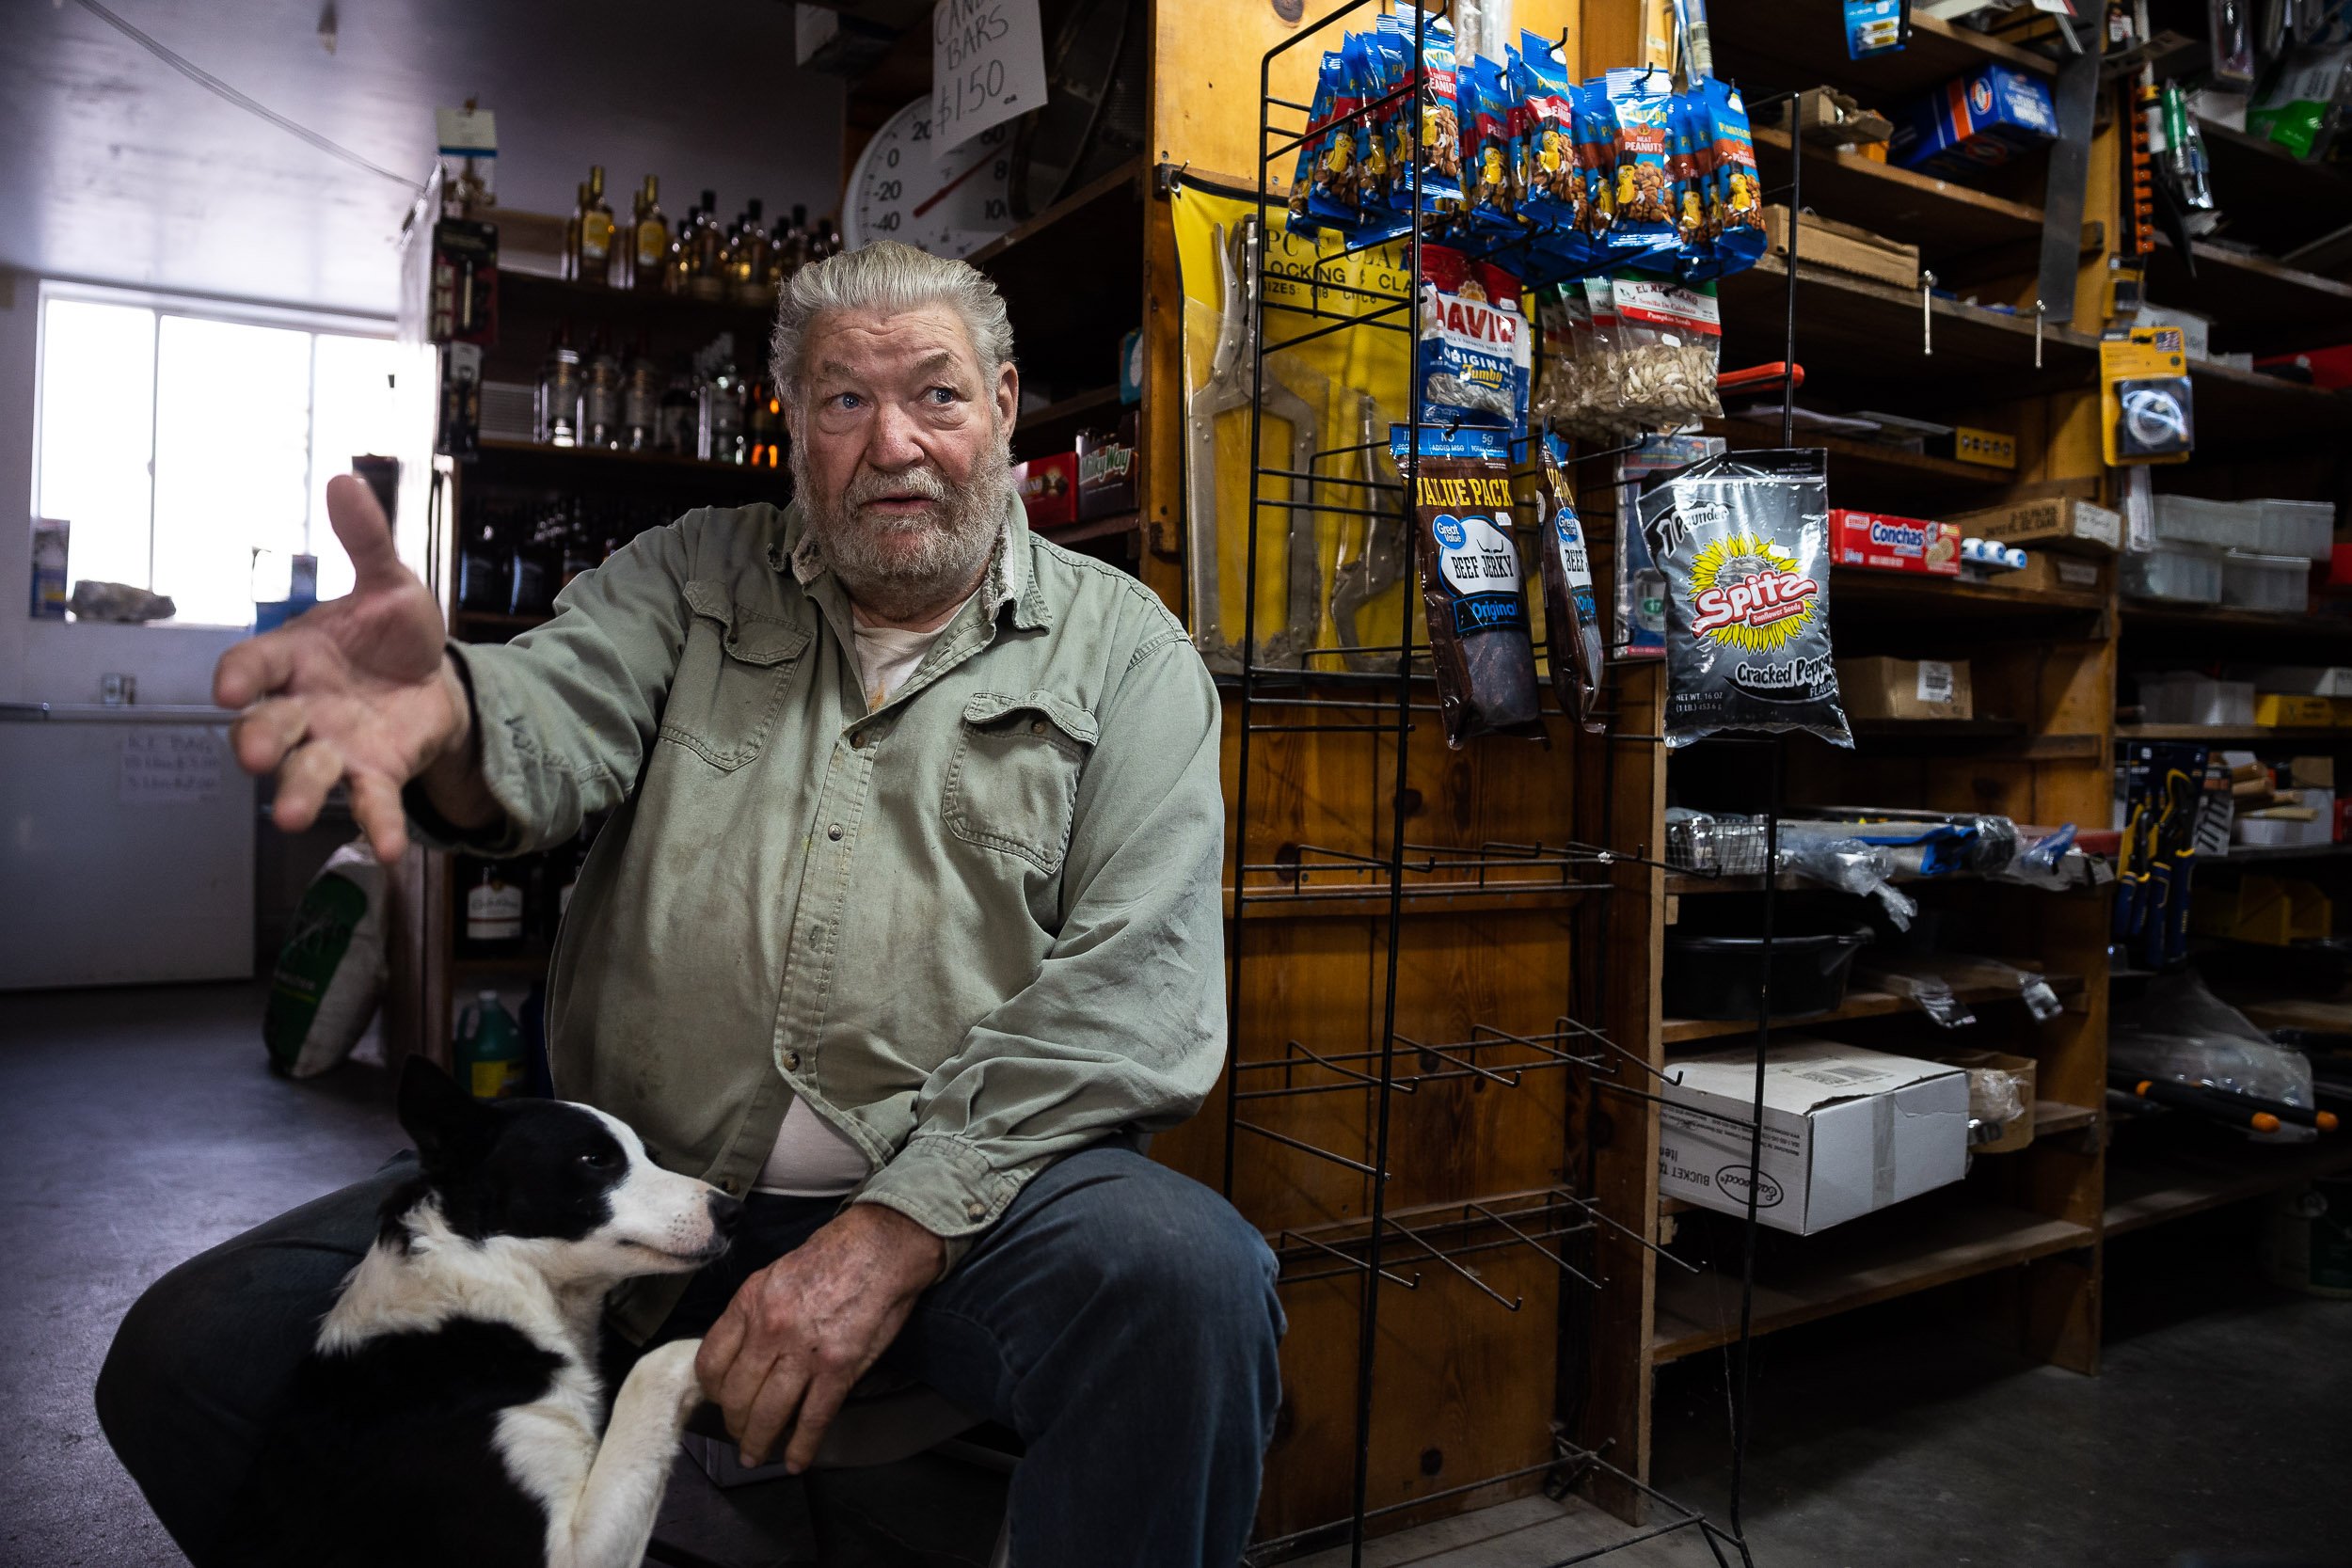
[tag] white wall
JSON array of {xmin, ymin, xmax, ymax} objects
[{"xmin": 0, "ymin": 272, "xmax": 249, "ymax": 707}]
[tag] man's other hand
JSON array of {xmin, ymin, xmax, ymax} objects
[
  {"xmin": 694, "ymin": 1204, "xmax": 947, "ymax": 1472},
  {"xmin": 214, "ymin": 474, "xmax": 485, "ymax": 862}
]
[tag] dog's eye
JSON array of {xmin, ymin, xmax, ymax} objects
[{"xmin": 579, "ymin": 1149, "xmax": 620, "ymax": 1171}]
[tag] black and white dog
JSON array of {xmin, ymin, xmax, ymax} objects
[{"xmin": 221, "ymin": 1057, "xmax": 740, "ymax": 1567}]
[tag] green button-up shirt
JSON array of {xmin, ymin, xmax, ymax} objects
[{"xmin": 423, "ymin": 496, "xmax": 1225, "ymax": 1338}]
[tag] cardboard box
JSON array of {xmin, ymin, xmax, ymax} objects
[
  {"xmin": 2256, "ymin": 692, "xmax": 2333, "ymax": 728},
  {"xmin": 1658, "ymin": 1042, "xmax": 1969, "ymax": 1234},
  {"xmin": 2291, "ymin": 755, "xmax": 2337, "ymax": 789},
  {"xmin": 1943, "ymin": 496, "xmax": 2122, "ymax": 554},
  {"xmin": 1832, "ymin": 509, "xmax": 1962, "ymax": 575},
  {"xmin": 2191, "ymin": 876, "xmax": 2332, "ymax": 944},
  {"xmin": 1891, "ymin": 62, "xmax": 2059, "ymax": 179},
  {"xmin": 2007, "ymin": 550, "xmax": 2109, "ymax": 597},
  {"xmin": 1837, "ymin": 656, "xmax": 1975, "ymax": 721},
  {"xmin": 2254, "ymin": 666, "xmax": 2352, "ymax": 697},
  {"xmin": 1013, "ymin": 451, "xmax": 1077, "ymax": 530},
  {"xmin": 1932, "ymin": 1049, "xmax": 2038, "ymax": 1155},
  {"xmin": 1759, "ymin": 206, "xmax": 1920, "ymax": 290}
]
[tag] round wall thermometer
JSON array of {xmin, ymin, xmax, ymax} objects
[{"xmin": 842, "ymin": 99, "xmax": 1018, "ymax": 260}]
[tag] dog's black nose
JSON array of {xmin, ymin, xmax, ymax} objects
[{"xmin": 707, "ymin": 1191, "xmax": 744, "ymax": 1239}]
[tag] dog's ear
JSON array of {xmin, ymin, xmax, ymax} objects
[{"xmin": 397, "ymin": 1055, "xmax": 492, "ymax": 1173}]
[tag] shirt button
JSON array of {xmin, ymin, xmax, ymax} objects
[
  {"xmin": 852, "ymin": 730, "xmax": 873, "ymax": 749},
  {"xmin": 784, "ymin": 1050, "xmax": 802, "ymax": 1071},
  {"xmin": 1029, "ymin": 720, "xmax": 1047, "ymax": 736},
  {"xmin": 965, "ymin": 1197, "xmax": 989, "ymax": 1220},
  {"xmin": 827, "ymin": 823, "xmax": 843, "ymax": 841}
]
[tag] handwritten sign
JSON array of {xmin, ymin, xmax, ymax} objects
[
  {"xmin": 932, "ymin": 0, "xmax": 1046, "ymax": 157},
  {"xmin": 119, "ymin": 729, "xmax": 224, "ymax": 804}
]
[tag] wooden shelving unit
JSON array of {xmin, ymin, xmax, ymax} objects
[{"xmin": 1661, "ymin": 971, "xmax": 2084, "ymax": 1049}]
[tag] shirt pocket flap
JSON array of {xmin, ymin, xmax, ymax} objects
[
  {"xmin": 682, "ymin": 579, "xmax": 810, "ymax": 668},
  {"xmin": 961, "ymin": 689, "xmax": 1100, "ymax": 748}
]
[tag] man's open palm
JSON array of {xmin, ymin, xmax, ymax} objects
[{"xmin": 214, "ymin": 474, "xmax": 471, "ymax": 863}]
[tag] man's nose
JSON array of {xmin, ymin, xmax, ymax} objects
[{"xmin": 863, "ymin": 402, "xmax": 928, "ymax": 470}]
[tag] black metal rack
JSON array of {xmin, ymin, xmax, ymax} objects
[{"xmin": 1201, "ymin": 4, "xmax": 1816, "ymax": 1564}]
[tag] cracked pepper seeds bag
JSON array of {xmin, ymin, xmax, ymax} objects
[
  {"xmin": 1391, "ymin": 423, "xmax": 1542, "ymax": 746},
  {"xmin": 1638, "ymin": 448, "xmax": 1851, "ymax": 749},
  {"xmin": 1535, "ymin": 434, "xmax": 1606, "ymax": 732}
]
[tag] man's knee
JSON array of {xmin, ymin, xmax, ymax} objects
[{"xmin": 1085, "ymin": 1166, "xmax": 1284, "ymax": 1354}]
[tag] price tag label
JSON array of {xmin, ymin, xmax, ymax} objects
[
  {"xmin": 119, "ymin": 729, "xmax": 223, "ymax": 804},
  {"xmin": 932, "ymin": 0, "xmax": 1047, "ymax": 157}
]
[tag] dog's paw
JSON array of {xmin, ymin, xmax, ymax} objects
[{"xmin": 627, "ymin": 1338, "xmax": 707, "ymax": 1423}]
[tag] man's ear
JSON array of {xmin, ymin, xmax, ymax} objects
[
  {"xmin": 398, "ymin": 1054, "xmax": 490, "ymax": 1172},
  {"xmin": 994, "ymin": 359, "xmax": 1019, "ymax": 437}
]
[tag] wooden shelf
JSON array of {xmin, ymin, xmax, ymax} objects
[
  {"xmin": 2121, "ymin": 603, "xmax": 2352, "ymax": 647},
  {"xmin": 2206, "ymin": 842, "xmax": 2352, "ymax": 865},
  {"xmin": 2146, "ymin": 235, "xmax": 2352, "ymax": 357},
  {"xmin": 1662, "ymin": 969, "xmax": 2081, "ymax": 1047},
  {"xmin": 2116, "ymin": 724, "xmax": 2344, "ymax": 743},
  {"xmin": 1720, "ymin": 257, "xmax": 2099, "ymax": 403},
  {"xmin": 967, "ymin": 157, "xmax": 1146, "ymax": 269},
  {"xmin": 453, "ymin": 952, "xmax": 551, "ymax": 978},
  {"xmin": 472, "ymin": 436, "xmax": 787, "ymax": 483},
  {"xmin": 2033, "ymin": 1101, "xmax": 2099, "ymax": 1136},
  {"xmin": 498, "ymin": 268, "xmax": 777, "ymax": 337},
  {"xmin": 1706, "ymin": 419, "xmax": 2013, "ymax": 511},
  {"xmin": 1710, "ymin": 6, "xmax": 2053, "ymax": 100},
  {"xmin": 1650, "ymin": 1199, "xmax": 2092, "ymax": 1364},
  {"xmin": 1751, "ymin": 126, "xmax": 2045, "ymax": 265},
  {"xmin": 2104, "ymin": 1136, "xmax": 2352, "ymax": 1239},
  {"xmin": 969, "ymin": 158, "xmax": 1146, "ymax": 394},
  {"xmin": 1668, "ymin": 865, "xmax": 1933, "ymax": 896},
  {"xmin": 1013, "ymin": 386, "xmax": 1126, "ymax": 459},
  {"xmin": 2185, "ymin": 358, "xmax": 2352, "ymax": 446},
  {"xmin": 2195, "ymin": 119, "xmax": 2352, "ymax": 260},
  {"xmin": 1830, "ymin": 566, "xmax": 2108, "ymax": 623},
  {"xmin": 1039, "ymin": 510, "xmax": 1143, "ymax": 547}
]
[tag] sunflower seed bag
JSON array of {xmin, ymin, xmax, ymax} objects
[{"xmin": 1637, "ymin": 448, "xmax": 1851, "ymax": 749}]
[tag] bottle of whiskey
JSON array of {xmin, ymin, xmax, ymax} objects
[
  {"xmin": 536, "ymin": 325, "xmax": 582, "ymax": 447},
  {"xmin": 732, "ymin": 198, "xmax": 771, "ymax": 305},
  {"xmin": 665, "ymin": 204, "xmax": 695, "ymax": 295},
  {"xmin": 632, "ymin": 176, "xmax": 667, "ymax": 293},
  {"xmin": 581, "ymin": 331, "xmax": 622, "ymax": 448},
  {"xmin": 777, "ymin": 203, "xmax": 813, "ymax": 278},
  {"xmin": 580, "ymin": 166, "xmax": 616, "ymax": 287},
  {"xmin": 657, "ymin": 372, "xmax": 696, "ymax": 455},
  {"xmin": 745, "ymin": 375, "xmax": 784, "ymax": 469},
  {"xmin": 563, "ymin": 182, "xmax": 586, "ymax": 281},
  {"xmin": 690, "ymin": 188, "xmax": 726, "ymax": 300},
  {"xmin": 620, "ymin": 331, "xmax": 660, "ymax": 451},
  {"xmin": 699, "ymin": 357, "xmax": 746, "ymax": 464},
  {"xmin": 461, "ymin": 858, "xmax": 527, "ymax": 956}
]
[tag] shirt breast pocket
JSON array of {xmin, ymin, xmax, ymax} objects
[
  {"xmin": 943, "ymin": 690, "xmax": 1099, "ymax": 875},
  {"xmin": 658, "ymin": 579, "xmax": 811, "ymax": 771}
]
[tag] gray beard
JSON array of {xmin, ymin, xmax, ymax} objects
[{"xmin": 793, "ymin": 427, "xmax": 1015, "ymax": 622}]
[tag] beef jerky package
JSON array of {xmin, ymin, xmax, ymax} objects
[
  {"xmin": 1417, "ymin": 244, "xmax": 1527, "ymax": 431},
  {"xmin": 1391, "ymin": 423, "xmax": 1542, "ymax": 746},
  {"xmin": 1638, "ymin": 448, "xmax": 1851, "ymax": 750},
  {"xmin": 1534, "ymin": 433, "xmax": 1606, "ymax": 731}
]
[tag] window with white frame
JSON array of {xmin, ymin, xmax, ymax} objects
[{"xmin": 35, "ymin": 290, "xmax": 407, "ymax": 627}]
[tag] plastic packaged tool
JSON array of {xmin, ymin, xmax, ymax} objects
[
  {"xmin": 1639, "ymin": 447, "xmax": 1851, "ymax": 749},
  {"xmin": 1392, "ymin": 423, "xmax": 1543, "ymax": 745},
  {"xmin": 1534, "ymin": 433, "xmax": 1606, "ymax": 730},
  {"xmin": 1416, "ymin": 244, "xmax": 1528, "ymax": 430}
]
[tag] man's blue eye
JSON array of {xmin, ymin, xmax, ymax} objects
[
  {"xmin": 834, "ymin": 392, "xmax": 862, "ymax": 411},
  {"xmin": 929, "ymin": 387, "xmax": 956, "ymax": 404}
]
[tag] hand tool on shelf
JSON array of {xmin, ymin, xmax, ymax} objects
[
  {"xmin": 1187, "ymin": 214, "xmax": 1322, "ymax": 674},
  {"xmin": 2110, "ymin": 1072, "xmax": 2282, "ymax": 1133},
  {"xmin": 1328, "ymin": 390, "xmax": 1409, "ymax": 673}
]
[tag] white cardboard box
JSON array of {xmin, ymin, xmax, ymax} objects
[{"xmin": 1658, "ymin": 1041, "xmax": 1969, "ymax": 1234}]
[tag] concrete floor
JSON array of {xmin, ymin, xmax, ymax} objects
[{"xmin": 7, "ymin": 982, "xmax": 2347, "ymax": 1568}]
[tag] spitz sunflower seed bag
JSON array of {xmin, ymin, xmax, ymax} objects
[{"xmin": 1637, "ymin": 448, "xmax": 1851, "ymax": 749}]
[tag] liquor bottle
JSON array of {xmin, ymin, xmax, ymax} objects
[
  {"xmin": 508, "ymin": 510, "xmax": 558, "ymax": 617},
  {"xmin": 581, "ymin": 332, "xmax": 622, "ymax": 449},
  {"xmin": 657, "ymin": 373, "xmax": 696, "ymax": 454},
  {"xmin": 457, "ymin": 499, "xmax": 508, "ymax": 612},
  {"xmin": 690, "ymin": 188, "xmax": 726, "ymax": 300},
  {"xmin": 817, "ymin": 214, "xmax": 843, "ymax": 259},
  {"xmin": 461, "ymin": 859, "xmax": 526, "ymax": 955},
  {"xmin": 620, "ymin": 332, "xmax": 660, "ymax": 451},
  {"xmin": 777, "ymin": 203, "xmax": 813, "ymax": 277},
  {"xmin": 535, "ymin": 325, "xmax": 582, "ymax": 447},
  {"xmin": 699, "ymin": 357, "xmax": 745, "ymax": 464},
  {"xmin": 580, "ymin": 166, "xmax": 616, "ymax": 286},
  {"xmin": 632, "ymin": 175, "xmax": 667, "ymax": 293},
  {"xmin": 746, "ymin": 375, "xmax": 784, "ymax": 469},
  {"xmin": 558, "ymin": 499, "xmax": 599, "ymax": 592},
  {"xmin": 731, "ymin": 198, "xmax": 771, "ymax": 305},
  {"xmin": 563, "ymin": 182, "xmax": 586, "ymax": 281}
]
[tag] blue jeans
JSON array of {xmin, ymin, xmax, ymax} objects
[{"xmin": 97, "ymin": 1142, "xmax": 1285, "ymax": 1567}]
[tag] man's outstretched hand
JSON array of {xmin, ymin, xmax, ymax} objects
[
  {"xmin": 695, "ymin": 1203, "xmax": 948, "ymax": 1473},
  {"xmin": 214, "ymin": 474, "xmax": 489, "ymax": 863}
]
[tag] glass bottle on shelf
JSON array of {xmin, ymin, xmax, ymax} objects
[
  {"xmin": 559, "ymin": 499, "xmax": 599, "ymax": 592},
  {"xmin": 632, "ymin": 175, "xmax": 667, "ymax": 293},
  {"xmin": 689, "ymin": 188, "xmax": 726, "ymax": 300},
  {"xmin": 657, "ymin": 373, "xmax": 696, "ymax": 454},
  {"xmin": 535, "ymin": 325, "xmax": 582, "ymax": 447},
  {"xmin": 731, "ymin": 198, "xmax": 770, "ymax": 305},
  {"xmin": 777, "ymin": 203, "xmax": 812, "ymax": 278},
  {"xmin": 461, "ymin": 857, "xmax": 527, "ymax": 955},
  {"xmin": 581, "ymin": 332, "xmax": 622, "ymax": 449},
  {"xmin": 746, "ymin": 375, "xmax": 784, "ymax": 469},
  {"xmin": 816, "ymin": 214, "xmax": 843, "ymax": 259},
  {"xmin": 664, "ymin": 204, "xmax": 694, "ymax": 294},
  {"xmin": 457, "ymin": 499, "xmax": 508, "ymax": 613},
  {"xmin": 580, "ymin": 165, "xmax": 616, "ymax": 286},
  {"xmin": 508, "ymin": 509, "xmax": 558, "ymax": 618},
  {"xmin": 620, "ymin": 332, "xmax": 660, "ymax": 451},
  {"xmin": 563, "ymin": 182, "xmax": 586, "ymax": 281},
  {"xmin": 699, "ymin": 357, "xmax": 746, "ymax": 465}
]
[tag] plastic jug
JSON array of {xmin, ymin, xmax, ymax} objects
[{"xmin": 454, "ymin": 990, "xmax": 525, "ymax": 1101}]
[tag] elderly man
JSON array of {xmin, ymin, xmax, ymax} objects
[{"xmin": 98, "ymin": 241, "xmax": 1281, "ymax": 1566}]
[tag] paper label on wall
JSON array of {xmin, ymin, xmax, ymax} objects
[
  {"xmin": 932, "ymin": 0, "xmax": 1046, "ymax": 156},
  {"xmin": 119, "ymin": 730, "xmax": 223, "ymax": 803},
  {"xmin": 1915, "ymin": 660, "xmax": 1955, "ymax": 705}
]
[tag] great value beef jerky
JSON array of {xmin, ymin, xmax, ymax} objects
[
  {"xmin": 1391, "ymin": 423, "xmax": 1542, "ymax": 746},
  {"xmin": 1535, "ymin": 434, "xmax": 1605, "ymax": 732},
  {"xmin": 1638, "ymin": 448, "xmax": 1851, "ymax": 750}
]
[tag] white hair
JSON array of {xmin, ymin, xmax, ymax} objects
[{"xmin": 769, "ymin": 240, "xmax": 1016, "ymax": 402}]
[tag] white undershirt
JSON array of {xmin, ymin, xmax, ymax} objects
[{"xmin": 753, "ymin": 594, "xmax": 973, "ymax": 1198}]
